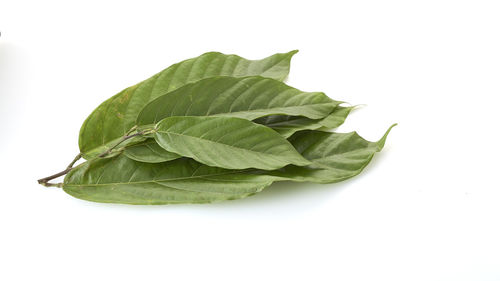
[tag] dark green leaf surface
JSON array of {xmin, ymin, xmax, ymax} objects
[
  {"xmin": 266, "ymin": 124, "xmax": 396, "ymax": 183},
  {"xmin": 154, "ymin": 116, "xmax": 311, "ymax": 170},
  {"xmin": 79, "ymin": 51, "xmax": 298, "ymax": 159},
  {"xmin": 63, "ymin": 155, "xmax": 274, "ymax": 205},
  {"xmin": 255, "ymin": 106, "xmax": 353, "ymax": 138},
  {"xmin": 137, "ymin": 76, "xmax": 339, "ymax": 126},
  {"xmin": 123, "ymin": 139, "xmax": 180, "ymax": 163}
]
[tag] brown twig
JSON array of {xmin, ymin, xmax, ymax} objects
[
  {"xmin": 37, "ymin": 168, "xmax": 72, "ymax": 187},
  {"xmin": 37, "ymin": 153, "xmax": 82, "ymax": 187},
  {"xmin": 37, "ymin": 128, "xmax": 154, "ymax": 187},
  {"xmin": 66, "ymin": 153, "xmax": 82, "ymax": 169},
  {"xmin": 98, "ymin": 132, "xmax": 144, "ymax": 158}
]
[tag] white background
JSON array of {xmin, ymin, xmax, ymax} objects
[{"xmin": 1, "ymin": 1, "xmax": 499, "ymax": 280}]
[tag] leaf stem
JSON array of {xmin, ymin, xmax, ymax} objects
[
  {"xmin": 37, "ymin": 128, "xmax": 155, "ymax": 188},
  {"xmin": 98, "ymin": 132, "xmax": 145, "ymax": 158},
  {"xmin": 37, "ymin": 168, "xmax": 72, "ymax": 187},
  {"xmin": 66, "ymin": 153, "xmax": 82, "ymax": 169},
  {"xmin": 37, "ymin": 152, "xmax": 82, "ymax": 187}
]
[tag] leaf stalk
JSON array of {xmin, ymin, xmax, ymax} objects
[
  {"xmin": 37, "ymin": 129, "xmax": 154, "ymax": 187},
  {"xmin": 97, "ymin": 128, "xmax": 155, "ymax": 158}
]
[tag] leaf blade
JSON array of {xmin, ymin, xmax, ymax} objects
[
  {"xmin": 63, "ymin": 155, "xmax": 274, "ymax": 205},
  {"xmin": 255, "ymin": 106, "xmax": 353, "ymax": 138},
  {"xmin": 154, "ymin": 116, "xmax": 311, "ymax": 170},
  {"xmin": 64, "ymin": 126, "xmax": 396, "ymax": 205},
  {"xmin": 79, "ymin": 51, "xmax": 298, "ymax": 159},
  {"xmin": 265, "ymin": 124, "xmax": 396, "ymax": 183},
  {"xmin": 123, "ymin": 139, "xmax": 181, "ymax": 163},
  {"xmin": 136, "ymin": 76, "xmax": 339, "ymax": 126},
  {"xmin": 125, "ymin": 106, "xmax": 353, "ymax": 164}
]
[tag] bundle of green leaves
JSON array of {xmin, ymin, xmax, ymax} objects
[{"xmin": 38, "ymin": 51, "xmax": 396, "ymax": 205}]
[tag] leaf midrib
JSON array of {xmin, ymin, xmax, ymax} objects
[
  {"xmin": 84, "ymin": 103, "xmax": 337, "ymax": 158},
  {"xmin": 65, "ymin": 169, "xmax": 257, "ymax": 187},
  {"xmin": 156, "ymin": 130, "xmax": 301, "ymax": 163},
  {"xmin": 209, "ymin": 102, "xmax": 337, "ymax": 118}
]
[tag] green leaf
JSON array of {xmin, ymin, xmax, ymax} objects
[
  {"xmin": 154, "ymin": 116, "xmax": 311, "ymax": 170},
  {"xmin": 136, "ymin": 76, "xmax": 340, "ymax": 126},
  {"xmin": 125, "ymin": 107, "xmax": 353, "ymax": 164},
  {"xmin": 64, "ymin": 125, "xmax": 396, "ymax": 205},
  {"xmin": 255, "ymin": 106, "xmax": 353, "ymax": 138},
  {"xmin": 63, "ymin": 154, "xmax": 275, "ymax": 205},
  {"xmin": 317, "ymin": 106, "xmax": 355, "ymax": 129},
  {"xmin": 265, "ymin": 124, "xmax": 396, "ymax": 183},
  {"xmin": 79, "ymin": 50, "xmax": 298, "ymax": 159},
  {"xmin": 123, "ymin": 139, "xmax": 180, "ymax": 163}
]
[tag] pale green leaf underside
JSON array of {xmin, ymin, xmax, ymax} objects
[
  {"xmin": 154, "ymin": 116, "xmax": 311, "ymax": 170},
  {"xmin": 255, "ymin": 106, "xmax": 353, "ymax": 138},
  {"xmin": 123, "ymin": 139, "xmax": 181, "ymax": 163},
  {"xmin": 79, "ymin": 50, "xmax": 298, "ymax": 159},
  {"xmin": 136, "ymin": 76, "xmax": 339, "ymax": 126},
  {"xmin": 63, "ymin": 126, "xmax": 394, "ymax": 205},
  {"xmin": 63, "ymin": 155, "xmax": 275, "ymax": 205},
  {"xmin": 318, "ymin": 106, "xmax": 355, "ymax": 129},
  {"xmin": 266, "ymin": 124, "xmax": 397, "ymax": 183}
]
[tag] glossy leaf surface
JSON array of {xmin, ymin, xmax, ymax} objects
[
  {"xmin": 154, "ymin": 116, "xmax": 311, "ymax": 170},
  {"xmin": 79, "ymin": 51, "xmax": 298, "ymax": 159},
  {"xmin": 137, "ymin": 76, "xmax": 339, "ymax": 126},
  {"xmin": 266, "ymin": 124, "xmax": 396, "ymax": 183},
  {"xmin": 63, "ymin": 155, "xmax": 274, "ymax": 205}
]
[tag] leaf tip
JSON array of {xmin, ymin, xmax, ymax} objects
[
  {"xmin": 351, "ymin": 104, "xmax": 367, "ymax": 110},
  {"xmin": 377, "ymin": 123, "xmax": 397, "ymax": 150}
]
